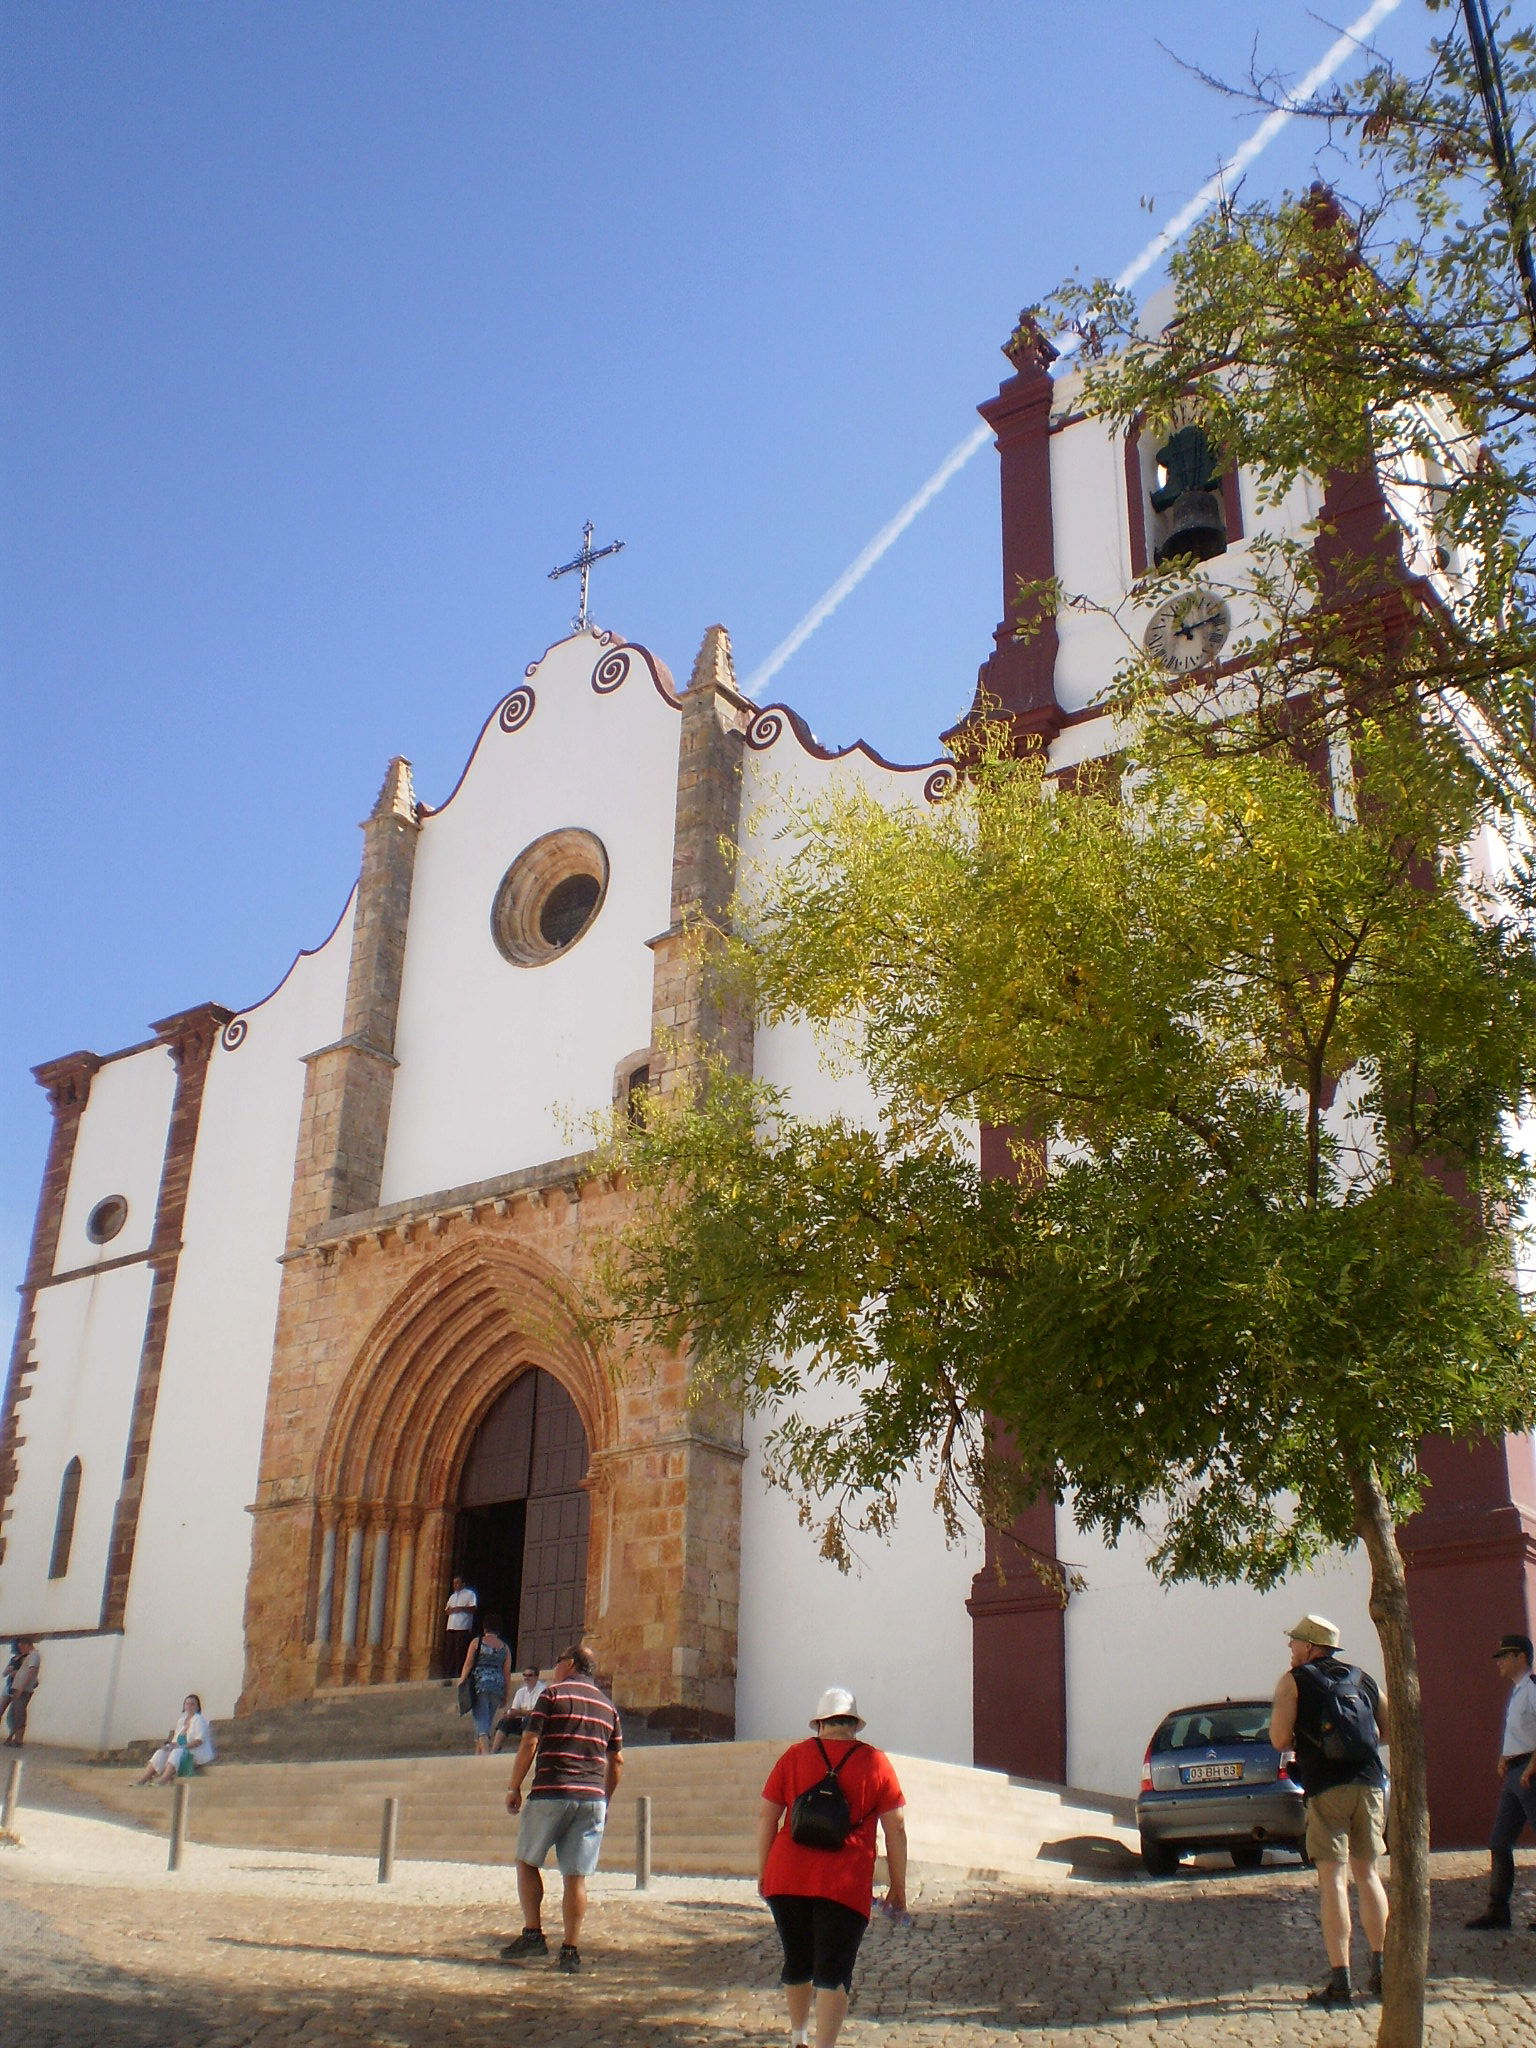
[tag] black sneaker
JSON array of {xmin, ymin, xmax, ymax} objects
[
  {"xmin": 1305, "ymin": 1977, "xmax": 1353, "ymax": 2006},
  {"xmin": 1366, "ymin": 1954, "xmax": 1384, "ymax": 1998},
  {"xmin": 1466, "ymin": 1907, "xmax": 1511, "ymax": 1930},
  {"xmin": 557, "ymin": 1944, "xmax": 581, "ymax": 1974},
  {"xmin": 500, "ymin": 1929, "xmax": 548, "ymax": 1961}
]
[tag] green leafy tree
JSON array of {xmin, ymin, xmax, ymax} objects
[
  {"xmin": 601, "ymin": 15, "xmax": 1536, "ymax": 2048},
  {"xmin": 604, "ymin": 717, "xmax": 1536, "ymax": 2045}
]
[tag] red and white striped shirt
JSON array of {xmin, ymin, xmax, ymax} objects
[{"xmin": 527, "ymin": 1678, "xmax": 622, "ymax": 1801}]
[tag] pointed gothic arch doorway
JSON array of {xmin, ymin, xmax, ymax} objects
[{"xmin": 452, "ymin": 1367, "xmax": 590, "ymax": 1670}]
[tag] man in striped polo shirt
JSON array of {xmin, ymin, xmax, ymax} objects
[{"xmin": 502, "ymin": 1642, "xmax": 623, "ymax": 1974}]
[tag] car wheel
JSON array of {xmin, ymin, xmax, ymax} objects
[
  {"xmin": 1230, "ymin": 1843, "xmax": 1265, "ymax": 1871},
  {"xmin": 1140, "ymin": 1834, "xmax": 1180, "ymax": 1877}
]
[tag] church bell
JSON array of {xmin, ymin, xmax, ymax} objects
[
  {"xmin": 1153, "ymin": 488, "xmax": 1228, "ymax": 567},
  {"xmin": 1150, "ymin": 420, "xmax": 1228, "ymax": 567}
]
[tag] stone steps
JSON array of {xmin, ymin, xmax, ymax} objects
[
  {"xmin": 62, "ymin": 1742, "xmax": 1136, "ymax": 1884},
  {"xmin": 114, "ymin": 1680, "xmax": 675, "ymax": 1768}
]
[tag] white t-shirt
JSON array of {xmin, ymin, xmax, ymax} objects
[
  {"xmin": 510, "ymin": 1679, "xmax": 546, "ymax": 1716},
  {"xmin": 1501, "ymin": 1673, "xmax": 1536, "ymax": 1758},
  {"xmin": 177, "ymin": 1712, "xmax": 216, "ymax": 1766},
  {"xmin": 445, "ymin": 1587, "xmax": 477, "ymax": 1632}
]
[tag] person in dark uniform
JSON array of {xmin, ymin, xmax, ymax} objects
[{"xmin": 1466, "ymin": 1632, "xmax": 1536, "ymax": 1930}]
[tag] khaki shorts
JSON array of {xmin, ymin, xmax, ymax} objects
[{"xmin": 1305, "ymin": 1782, "xmax": 1387, "ymax": 1864}]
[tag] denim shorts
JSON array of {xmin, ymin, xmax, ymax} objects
[{"xmin": 516, "ymin": 1797, "xmax": 608, "ymax": 1876}]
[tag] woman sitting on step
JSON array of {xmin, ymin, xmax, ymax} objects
[
  {"xmin": 134, "ymin": 1695, "xmax": 215, "ymax": 1784},
  {"xmin": 461, "ymin": 1615, "xmax": 512, "ymax": 1755}
]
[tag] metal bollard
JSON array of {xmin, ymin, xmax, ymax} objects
[
  {"xmin": 378, "ymin": 1795, "xmax": 399, "ymax": 1884},
  {"xmin": 167, "ymin": 1779, "xmax": 191, "ymax": 1872},
  {"xmin": 635, "ymin": 1793, "xmax": 652, "ymax": 1890},
  {"xmin": 1, "ymin": 1756, "xmax": 21, "ymax": 1832}
]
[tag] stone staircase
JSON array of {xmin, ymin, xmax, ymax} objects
[
  {"xmin": 117, "ymin": 1680, "xmax": 673, "ymax": 1768},
  {"xmin": 64, "ymin": 1742, "xmax": 1137, "ymax": 1884}
]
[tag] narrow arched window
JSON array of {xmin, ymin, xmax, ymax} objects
[
  {"xmin": 625, "ymin": 1063, "xmax": 652, "ymax": 1127},
  {"xmin": 48, "ymin": 1456, "xmax": 82, "ymax": 1579}
]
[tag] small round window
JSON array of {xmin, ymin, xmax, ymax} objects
[
  {"xmin": 86, "ymin": 1195, "xmax": 129, "ymax": 1245},
  {"xmin": 491, "ymin": 830, "xmax": 609, "ymax": 967}
]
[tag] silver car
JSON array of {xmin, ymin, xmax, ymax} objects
[{"xmin": 1136, "ymin": 1697, "xmax": 1306, "ymax": 1875}]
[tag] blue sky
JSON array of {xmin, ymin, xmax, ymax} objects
[{"xmin": 2, "ymin": 1, "xmax": 1435, "ymax": 1283}]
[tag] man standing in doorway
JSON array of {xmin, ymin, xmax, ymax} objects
[
  {"xmin": 503, "ymin": 1643, "xmax": 623, "ymax": 1975},
  {"xmin": 441, "ymin": 1576, "xmax": 477, "ymax": 1681},
  {"xmin": 1270, "ymin": 1613, "xmax": 1390, "ymax": 2006},
  {"xmin": 1466, "ymin": 1632, "xmax": 1536, "ymax": 1930}
]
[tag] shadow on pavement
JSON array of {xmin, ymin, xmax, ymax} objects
[{"xmin": 2, "ymin": 1850, "xmax": 1531, "ymax": 2044}]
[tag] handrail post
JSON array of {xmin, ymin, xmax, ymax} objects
[
  {"xmin": 635, "ymin": 1793, "xmax": 652, "ymax": 1890},
  {"xmin": 168, "ymin": 1779, "xmax": 191, "ymax": 1872},
  {"xmin": 378, "ymin": 1795, "xmax": 399, "ymax": 1883},
  {"xmin": 1, "ymin": 1756, "xmax": 20, "ymax": 1832}
]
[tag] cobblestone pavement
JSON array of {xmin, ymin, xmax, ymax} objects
[{"xmin": 1, "ymin": 1809, "xmax": 1533, "ymax": 2046}]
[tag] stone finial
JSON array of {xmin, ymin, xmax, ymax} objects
[
  {"xmin": 1003, "ymin": 311, "xmax": 1060, "ymax": 377},
  {"xmin": 369, "ymin": 757, "xmax": 418, "ymax": 824},
  {"xmin": 686, "ymin": 625, "xmax": 736, "ymax": 697}
]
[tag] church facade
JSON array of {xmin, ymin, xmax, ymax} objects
[{"xmin": 4, "ymin": 320, "xmax": 1532, "ymax": 1842}]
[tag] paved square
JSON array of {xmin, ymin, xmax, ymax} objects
[{"xmin": 0, "ymin": 1798, "xmax": 1531, "ymax": 2045}]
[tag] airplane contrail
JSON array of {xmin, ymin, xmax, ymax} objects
[{"xmin": 744, "ymin": 0, "xmax": 1407, "ymax": 696}]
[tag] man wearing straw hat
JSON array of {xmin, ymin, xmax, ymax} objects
[{"xmin": 1270, "ymin": 1613, "xmax": 1390, "ymax": 2008}]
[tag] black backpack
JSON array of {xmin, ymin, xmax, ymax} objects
[
  {"xmin": 1299, "ymin": 1661, "xmax": 1380, "ymax": 1765},
  {"xmin": 789, "ymin": 1738, "xmax": 860, "ymax": 1850}
]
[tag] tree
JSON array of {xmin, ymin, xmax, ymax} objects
[{"xmin": 600, "ymin": 16, "xmax": 1536, "ymax": 2048}]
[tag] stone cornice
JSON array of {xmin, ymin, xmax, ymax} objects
[
  {"xmin": 588, "ymin": 1429, "xmax": 748, "ymax": 1466},
  {"xmin": 31, "ymin": 1050, "xmax": 102, "ymax": 1117},
  {"xmin": 301, "ymin": 1034, "xmax": 399, "ymax": 1070},
  {"xmin": 28, "ymin": 1245, "xmax": 167, "ymax": 1293},
  {"xmin": 286, "ymin": 1149, "xmax": 604, "ymax": 1260},
  {"xmin": 152, "ymin": 1003, "xmax": 233, "ymax": 1072}
]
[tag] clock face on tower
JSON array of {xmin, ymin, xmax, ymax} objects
[{"xmin": 1143, "ymin": 593, "xmax": 1232, "ymax": 673}]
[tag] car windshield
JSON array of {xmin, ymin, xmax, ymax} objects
[{"xmin": 1152, "ymin": 1703, "xmax": 1274, "ymax": 1751}]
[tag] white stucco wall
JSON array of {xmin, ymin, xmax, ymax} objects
[
  {"xmin": 1062, "ymin": 1507, "xmax": 1378, "ymax": 1799},
  {"xmin": 735, "ymin": 1389, "xmax": 982, "ymax": 1763},
  {"xmin": 52, "ymin": 1044, "xmax": 176, "ymax": 1275},
  {"xmin": 0, "ymin": 1634, "xmax": 126, "ymax": 1754},
  {"xmin": 0, "ymin": 1263, "xmax": 155, "ymax": 1643},
  {"xmin": 107, "ymin": 905, "xmax": 355, "ymax": 1744},
  {"xmin": 1050, "ymin": 414, "xmax": 1136, "ymax": 717},
  {"xmin": 733, "ymin": 725, "xmax": 982, "ymax": 1766},
  {"xmin": 380, "ymin": 632, "xmax": 681, "ymax": 1202}
]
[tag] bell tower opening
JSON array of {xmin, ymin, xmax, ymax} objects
[{"xmin": 451, "ymin": 1367, "xmax": 590, "ymax": 1669}]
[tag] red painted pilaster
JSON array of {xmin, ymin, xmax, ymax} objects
[
  {"xmin": 0, "ymin": 1052, "xmax": 102, "ymax": 1568},
  {"xmin": 946, "ymin": 314, "xmax": 1064, "ymax": 755},
  {"xmin": 966, "ymin": 1123, "xmax": 1069, "ymax": 1783},
  {"xmin": 1399, "ymin": 1434, "xmax": 1536, "ymax": 1847},
  {"xmin": 100, "ymin": 1002, "xmax": 229, "ymax": 1629}
]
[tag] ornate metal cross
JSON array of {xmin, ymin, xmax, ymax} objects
[{"xmin": 548, "ymin": 521, "xmax": 625, "ymax": 631}]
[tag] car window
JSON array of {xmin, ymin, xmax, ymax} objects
[{"xmin": 1152, "ymin": 1703, "xmax": 1273, "ymax": 1750}]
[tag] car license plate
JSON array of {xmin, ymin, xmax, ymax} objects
[{"xmin": 1181, "ymin": 1762, "xmax": 1243, "ymax": 1785}]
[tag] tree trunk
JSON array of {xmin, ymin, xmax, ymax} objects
[{"xmin": 1348, "ymin": 1459, "xmax": 1429, "ymax": 2048}]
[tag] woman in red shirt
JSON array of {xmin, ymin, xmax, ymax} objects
[{"xmin": 757, "ymin": 1688, "xmax": 908, "ymax": 2048}]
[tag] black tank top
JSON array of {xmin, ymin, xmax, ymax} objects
[{"xmin": 1291, "ymin": 1657, "xmax": 1386, "ymax": 1794}]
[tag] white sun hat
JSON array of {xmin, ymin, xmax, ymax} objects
[{"xmin": 810, "ymin": 1687, "xmax": 866, "ymax": 1731}]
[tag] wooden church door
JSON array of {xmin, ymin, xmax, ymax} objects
[{"xmin": 454, "ymin": 1368, "xmax": 590, "ymax": 1669}]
